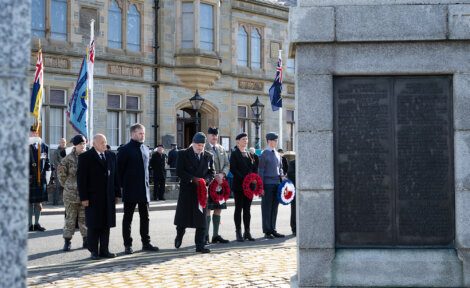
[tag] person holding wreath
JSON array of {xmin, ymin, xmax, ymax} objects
[
  {"xmin": 230, "ymin": 133, "xmax": 259, "ymax": 242},
  {"xmin": 204, "ymin": 127, "xmax": 230, "ymax": 244}
]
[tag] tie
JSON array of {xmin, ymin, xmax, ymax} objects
[
  {"xmin": 212, "ymin": 145, "xmax": 217, "ymax": 154},
  {"xmin": 100, "ymin": 153, "xmax": 106, "ymax": 165},
  {"xmin": 195, "ymin": 153, "xmax": 200, "ymax": 162}
]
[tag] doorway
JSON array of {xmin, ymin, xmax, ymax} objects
[{"xmin": 177, "ymin": 109, "xmax": 198, "ymax": 149}]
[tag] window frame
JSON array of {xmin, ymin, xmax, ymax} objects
[
  {"xmin": 126, "ymin": 3, "xmax": 142, "ymax": 52},
  {"xmin": 107, "ymin": 94, "xmax": 123, "ymax": 149},
  {"xmin": 42, "ymin": 87, "xmax": 67, "ymax": 149},
  {"xmin": 237, "ymin": 23, "xmax": 264, "ymax": 70},
  {"xmin": 286, "ymin": 109, "xmax": 295, "ymax": 151},
  {"xmin": 31, "ymin": 0, "xmax": 70, "ymax": 42},
  {"xmin": 108, "ymin": 0, "xmax": 123, "ymax": 49}
]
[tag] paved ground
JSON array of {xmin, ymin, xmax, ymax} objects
[{"xmin": 28, "ymin": 201, "xmax": 297, "ymax": 287}]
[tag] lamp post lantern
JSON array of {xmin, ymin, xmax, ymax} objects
[
  {"xmin": 189, "ymin": 90, "xmax": 205, "ymax": 132},
  {"xmin": 250, "ymin": 96, "xmax": 264, "ymax": 149}
]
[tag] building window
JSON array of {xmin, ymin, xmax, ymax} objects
[
  {"xmin": 107, "ymin": 94, "xmax": 121, "ymax": 147},
  {"xmin": 237, "ymin": 105, "xmax": 259, "ymax": 148},
  {"xmin": 237, "ymin": 24, "xmax": 263, "ymax": 69},
  {"xmin": 287, "ymin": 58, "xmax": 295, "ymax": 74},
  {"xmin": 237, "ymin": 26, "xmax": 248, "ymax": 66},
  {"xmin": 51, "ymin": 0, "xmax": 67, "ymax": 41},
  {"xmin": 108, "ymin": 0, "xmax": 122, "ymax": 49},
  {"xmin": 125, "ymin": 95, "xmax": 140, "ymax": 142},
  {"xmin": 251, "ymin": 28, "xmax": 261, "ymax": 69},
  {"xmin": 286, "ymin": 109, "xmax": 295, "ymax": 151},
  {"xmin": 127, "ymin": 4, "xmax": 141, "ymax": 52},
  {"xmin": 45, "ymin": 89, "xmax": 66, "ymax": 147},
  {"xmin": 32, "ymin": 0, "xmax": 46, "ymax": 38},
  {"xmin": 181, "ymin": 2, "xmax": 194, "ymax": 48},
  {"xmin": 31, "ymin": 0, "xmax": 68, "ymax": 41},
  {"xmin": 200, "ymin": 3, "xmax": 214, "ymax": 51}
]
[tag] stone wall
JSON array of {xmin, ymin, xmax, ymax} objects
[
  {"xmin": 290, "ymin": 0, "xmax": 470, "ymax": 287},
  {"xmin": 0, "ymin": 1, "xmax": 31, "ymax": 287}
]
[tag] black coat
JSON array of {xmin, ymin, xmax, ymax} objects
[
  {"xmin": 174, "ymin": 147, "xmax": 215, "ymax": 228},
  {"xmin": 287, "ymin": 159, "xmax": 295, "ymax": 186},
  {"xmin": 150, "ymin": 152, "xmax": 167, "ymax": 178},
  {"xmin": 77, "ymin": 148, "xmax": 121, "ymax": 229},
  {"xmin": 281, "ymin": 156, "xmax": 289, "ymax": 177},
  {"xmin": 229, "ymin": 147, "xmax": 258, "ymax": 193},
  {"xmin": 117, "ymin": 139, "xmax": 150, "ymax": 203},
  {"xmin": 29, "ymin": 142, "xmax": 51, "ymax": 203},
  {"xmin": 168, "ymin": 148, "xmax": 178, "ymax": 168}
]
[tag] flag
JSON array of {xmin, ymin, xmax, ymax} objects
[
  {"xmin": 30, "ymin": 48, "xmax": 43, "ymax": 121},
  {"xmin": 87, "ymin": 19, "xmax": 95, "ymax": 139},
  {"xmin": 67, "ymin": 56, "xmax": 88, "ymax": 137},
  {"xmin": 269, "ymin": 51, "xmax": 283, "ymax": 111}
]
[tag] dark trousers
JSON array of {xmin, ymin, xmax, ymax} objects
[
  {"xmin": 153, "ymin": 175, "xmax": 166, "ymax": 200},
  {"xmin": 87, "ymin": 227, "xmax": 110, "ymax": 255},
  {"xmin": 261, "ymin": 184, "xmax": 280, "ymax": 234},
  {"xmin": 176, "ymin": 226, "xmax": 205, "ymax": 250},
  {"xmin": 234, "ymin": 190, "xmax": 252, "ymax": 231},
  {"xmin": 290, "ymin": 195, "xmax": 296, "ymax": 233},
  {"xmin": 122, "ymin": 202, "xmax": 150, "ymax": 247}
]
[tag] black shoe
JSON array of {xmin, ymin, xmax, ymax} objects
[
  {"xmin": 124, "ymin": 246, "xmax": 134, "ymax": 254},
  {"xmin": 174, "ymin": 236, "xmax": 183, "ymax": 249},
  {"xmin": 29, "ymin": 225, "xmax": 34, "ymax": 232},
  {"xmin": 243, "ymin": 232, "xmax": 255, "ymax": 241},
  {"xmin": 90, "ymin": 253, "xmax": 100, "ymax": 260},
  {"xmin": 212, "ymin": 235, "xmax": 229, "ymax": 244},
  {"xmin": 63, "ymin": 239, "xmax": 71, "ymax": 251},
  {"xmin": 82, "ymin": 237, "xmax": 88, "ymax": 249},
  {"xmin": 292, "ymin": 230, "xmax": 296, "ymax": 236},
  {"xmin": 99, "ymin": 252, "xmax": 117, "ymax": 258},
  {"xmin": 33, "ymin": 224, "xmax": 46, "ymax": 232},
  {"xmin": 272, "ymin": 231, "xmax": 285, "ymax": 238},
  {"xmin": 195, "ymin": 247, "xmax": 211, "ymax": 253},
  {"xmin": 264, "ymin": 233, "xmax": 275, "ymax": 239},
  {"xmin": 142, "ymin": 244, "xmax": 159, "ymax": 252},
  {"xmin": 236, "ymin": 229, "xmax": 244, "ymax": 242}
]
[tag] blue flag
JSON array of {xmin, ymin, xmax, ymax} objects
[
  {"xmin": 269, "ymin": 55, "xmax": 283, "ymax": 111},
  {"xmin": 68, "ymin": 56, "xmax": 88, "ymax": 138}
]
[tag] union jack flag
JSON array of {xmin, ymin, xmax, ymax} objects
[
  {"xmin": 30, "ymin": 49, "xmax": 44, "ymax": 120},
  {"xmin": 269, "ymin": 52, "xmax": 283, "ymax": 111}
]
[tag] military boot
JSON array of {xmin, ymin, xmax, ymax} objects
[
  {"xmin": 82, "ymin": 237, "xmax": 88, "ymax": 249},
  {"xmin": 63, "ymin": 238, "xmax": 72, "ymax": 251}
]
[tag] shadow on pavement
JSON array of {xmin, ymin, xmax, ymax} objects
[
  {"xmin": 28, "ymin": 228, "xmax": 63, "ymax": 239},
  {"xmin": 28, "ymin": 248, "xmax": 67, "ymax": 261}
]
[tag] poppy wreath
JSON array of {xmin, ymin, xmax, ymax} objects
[
  {"xmin": 242, "ymin": 173, "xmax": 264, "ymax": 200},
  {"xmin": 209, "ymin": 178, "xmax": 231, "ymax": 204},
  {"xmin": 196, "ymin": 178, "xmax": 208, "ymax": 209},
  {"xmin": 277, "ymin": 179, "xmax": 296, "ymax": 205}
]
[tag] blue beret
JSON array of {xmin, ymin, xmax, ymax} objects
[
  {"xmin": 266, "ymin": 132, "xmax": 278, "ymax": 141},
  {"xmin": 192, "ymin": 132, "xmax": 207, "ymax": 144}
]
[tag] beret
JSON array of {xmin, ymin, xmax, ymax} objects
[
  {"xmin": 236, "ymin": 132, "xmax": 248, "ymax": 140},
  {"xmin": 71, "ymin": 134, "xmax": 86, "ymax": 146},
  {"xmin": 266, "ymin": 132, "xmax": 278, "ymax": 141},
  {"xmin": 192, "ymin": 132, "xmax": 207, "ymax": 144},
  {"xmin": 207, "ymin": 127, "xmax": 219, "ymax": 135}
]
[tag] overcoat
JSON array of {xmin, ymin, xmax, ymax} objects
[
  {"xmin": 29, "ymin": 140, "xmax": 51, "ymax": 203},
  {"xmin": 117, "ymin": 139, "xmax": 151, "ymax": 203},
  {"xmin": 174, "ymin": 146, "xmax": 215, "ymax": 228},
  {"xmin": 229, "ymin": 147, "xmax": 259, "ymax": 193},
  {"xmin": 150, "ymin": 152, "xmax": 167, "ymax": 179},
  {"xmin": 77, "ymin": 147, "xmax": 121, "ymax": 229}
]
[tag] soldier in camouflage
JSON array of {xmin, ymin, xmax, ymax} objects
[{"xmin": 57, "ymin": 134, "xmax": 88, "ymax": 251}]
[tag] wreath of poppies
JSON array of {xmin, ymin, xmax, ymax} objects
[
  {"xmin": 242, "ymin": 173, "xmax": 264, "ymax": 200},
  {"xmin": 209, "ymin": 178, "xmax": 231, "ymax": 204},
  {"xmin": 277, "ymin": 179, "xmax": 296, "ymax": 205},
  {"xmin": 196, "ymin": 178, "xmax": 208, "ymax": 209}
]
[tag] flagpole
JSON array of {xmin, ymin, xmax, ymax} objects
[
  {"xmin": 88, "ymin": 19, "xmax": 95, "ymax": 141},
  {"xmin": 278, "ymin": 50, "xmax": 283, "ymax": 149}
]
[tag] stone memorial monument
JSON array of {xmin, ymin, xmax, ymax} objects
[
  {"xmin": 289, "ymin": 0, "xmax": 470, "ymax": 287},
  {"xmin": 0, "ymin": 1, "xmax": 31, "ymax": 287}
]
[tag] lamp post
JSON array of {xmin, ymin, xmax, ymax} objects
[
  {"xmin": 189, "ymin": 90, "xmax": 205, "ymax": 132},
  {"xmin": 250, "ymin": 96, "xmax": 264, "ymax": 149}
]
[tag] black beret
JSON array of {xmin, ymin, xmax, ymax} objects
[
  {"xmin": 207, "ymin": 127, "xmax": 219, "ymax": 135},
  {"xmin": 236, "ymin": 132, "xmax": 248, "ymax": 140},
  {"xmin": 156, "ymin": 144, "xmax": 164, "ymax": 148},
  {"xmin": 266, "ymin": 132, "xmax": 278, "ymax": 141},
  {"xmin": 71, "ymin": 134, "xmax": 86, "ymax": 146},
  {"xmin": 192, "ymin": 132, "xmax": 207, "ymax": 144}
]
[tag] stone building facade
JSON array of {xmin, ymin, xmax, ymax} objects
[
  {"xmin": 30, "ymin": 0, "xmax": 296, "ymax": 151},
  {"xmin": 155, "ymin": 0, "xmax": 295, "ymax": 150},
  {"xmin": 30, "ymin": 0, "xmax": 156, "ymax": 149}
]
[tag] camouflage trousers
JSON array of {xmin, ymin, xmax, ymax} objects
[{"xmin": 63, "ymin": 201, "xmax": 87, "ymax": 239}]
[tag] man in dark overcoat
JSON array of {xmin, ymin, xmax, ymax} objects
[
  {"xmin": 78, "ymin": 134, "xmax": 121, "ymax": 260},
  {"xmin": 150, "ymin": 144, "xmax": 167, "ymax": 201},
  {"xmin": 29, "ymin": 125, "xmax": 52, "ymax": 231},
  {"xmin": 167, "ymin": 143, "xmax": 178, "ymax": 180},
  {"xmin": 174, "ymin": 132, "xmax": 215, "ymax": 253},
  {"xmin": 118, "ymin": 123, "xmax": 159, "ymax": 254}
]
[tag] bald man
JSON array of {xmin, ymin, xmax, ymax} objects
[{"xmin": 78, "ymin": 134, "xmax": 121, "ymax": 260}]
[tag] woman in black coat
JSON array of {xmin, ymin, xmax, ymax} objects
[{"xmin": 230, "ymin": 133, "xmax": 258, "ymax": 242}]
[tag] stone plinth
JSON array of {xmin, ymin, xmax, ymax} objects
[
  {"xmin": 290, "ymin": 0, "xmax": 470, "ymax": 287},
  {"xmin": 0, "ymin": 1, "xmax": 31, "ymax": 287}
]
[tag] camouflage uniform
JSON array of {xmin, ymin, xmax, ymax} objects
[{"xmin": 57, "ymin": 148, "xmax": 87, "ymax": 239}]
